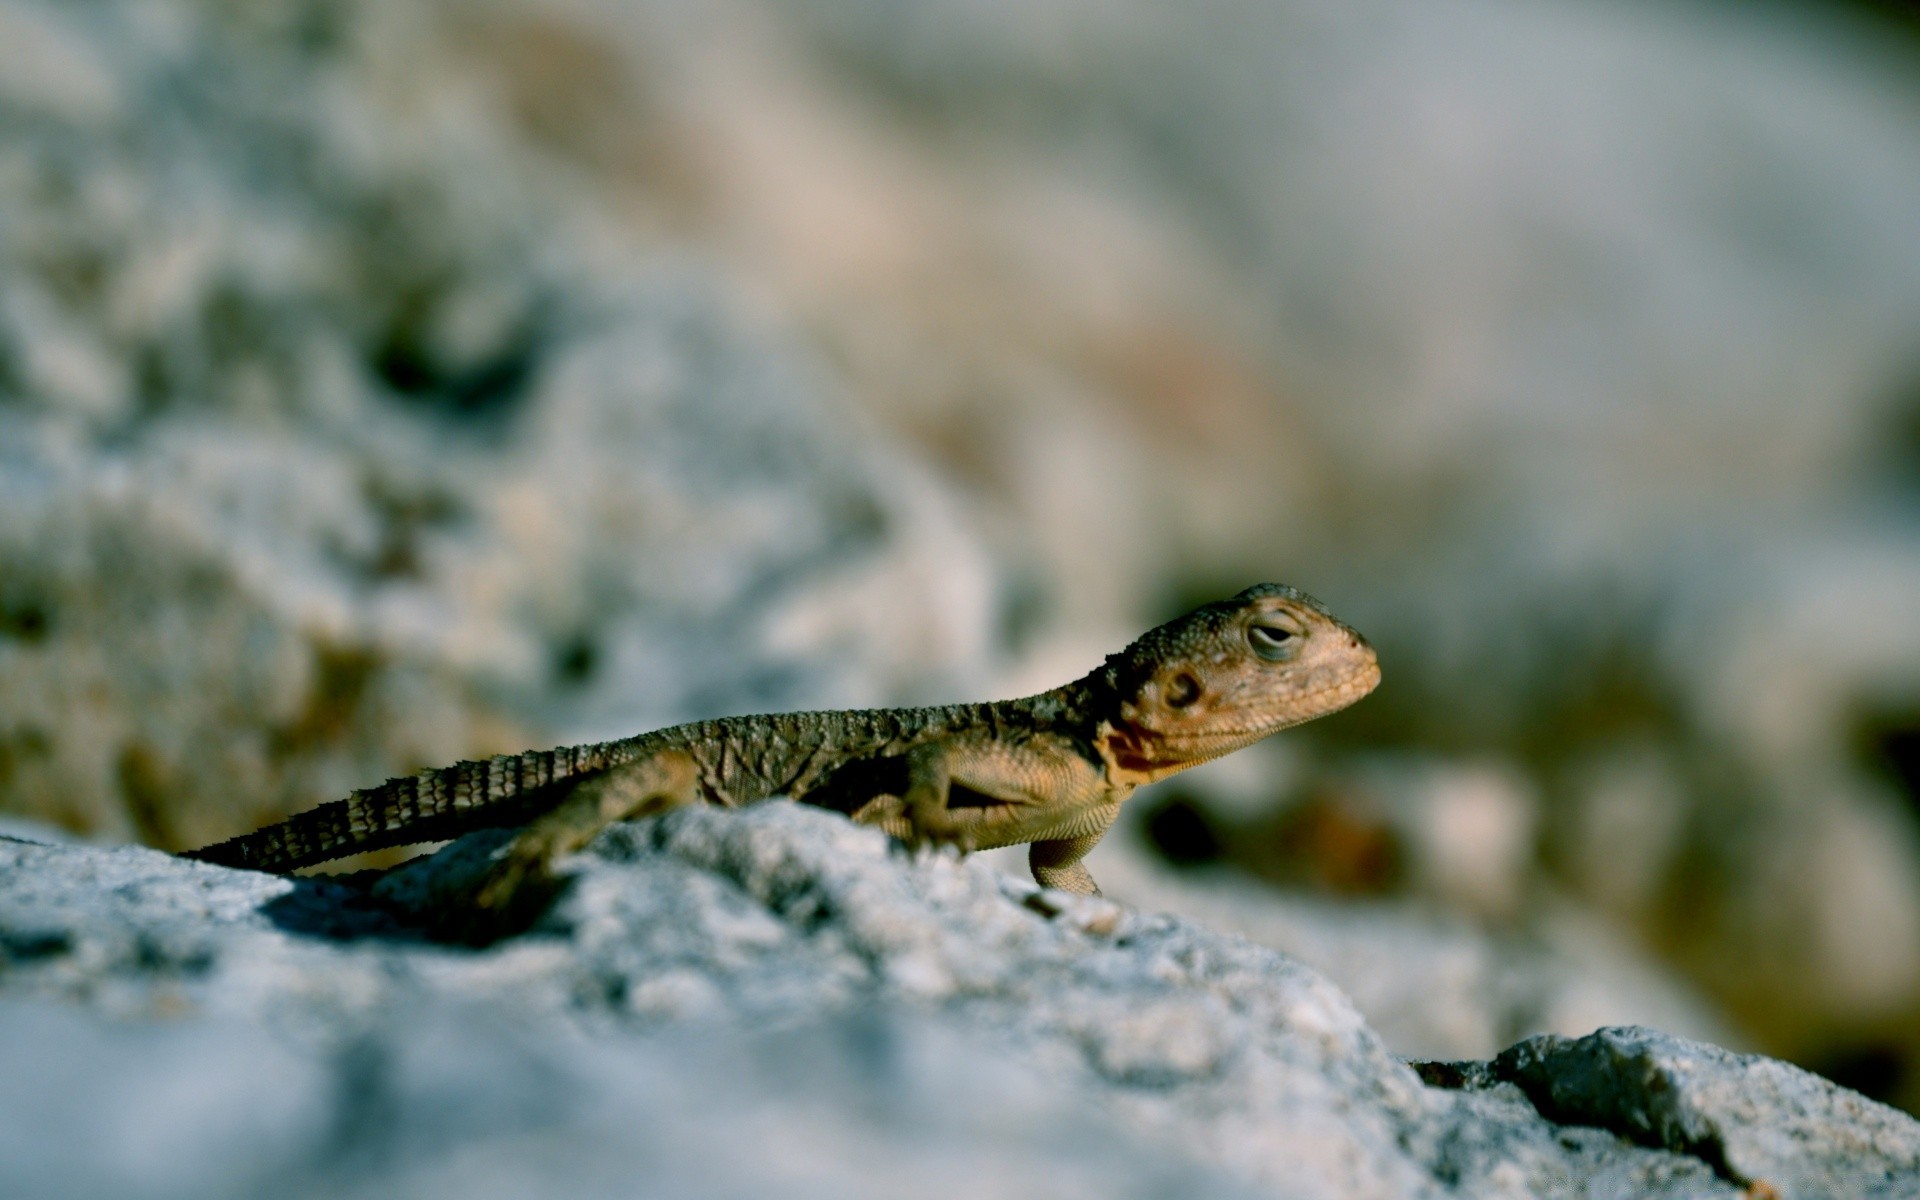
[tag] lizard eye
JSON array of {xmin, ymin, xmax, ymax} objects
[
  {"xmin": 1164, "ymin": 673, "xmax": 1202, "ymax": 708},
  {"xmin": 1247, "ymin": 622, "xmax": 1300, "ymax": 661}
]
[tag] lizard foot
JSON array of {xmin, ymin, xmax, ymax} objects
[
  {"xmin": 428, "ymin": 838, "xmax": 565, "ymax": 947},
  {"xmin": 849, "ymin": 795, "xmax": 978, "ymax": 857},
  {"xmin": 915, "ymin": 828, "xmax": 979, "ymax": 856},
  {"xmin": 901, "ymin": 816, "xmax": 980, "ymax": 860},
  {"xmin": 905, "ymin": 799, "xmax": 986, "ymax": 856}
]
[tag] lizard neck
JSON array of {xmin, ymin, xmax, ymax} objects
[
  {"xmin": 1025, "ymin": 670, "xmax": 1163, "ymax": 789},
  {"xmin": 1091, "ymin": 720, "xmax": 1186, "ymax": 787},
  {"xmin": 1073, "ymin": 662, "xmax": 1264, "ymax": 786}
]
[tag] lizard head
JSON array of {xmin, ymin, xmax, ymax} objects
[{"xmin": 1098, "ymin": 583, "xmax": 1380, "ymax": 781}]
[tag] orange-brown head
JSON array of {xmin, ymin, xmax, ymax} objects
[{"xmin": 1097, "ymin": 584, "xmax": 1380, "ymax": 782}]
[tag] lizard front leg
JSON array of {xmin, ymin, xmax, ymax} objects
[
  {"xmin": 1029, "ymin": 826, "xmax": 1113, "ymax": 896},
  {"xmin": 885, "ymin": 740, "xmax": 1044, "ymax": 853},
  {"xmin": 449, "ymin": 749, "xmax": 701, "ymax": 942},
  {"xmin": 863, "ymin": 738, "xmax": 1116, "ymax": 876}
]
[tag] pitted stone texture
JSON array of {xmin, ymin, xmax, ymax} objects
[
  {"xmin": 0, "ymin": 996, "xmax": 1253, "ymax": 1200},
  {"xmin": 1481, "ymin": 1026, "xmax": 1920, "ymax": 1199},
  {"xmin": 0, "ymin": 0, "xmax": 1000, "ymax": 851},
  {"xmin": 6, "ymin": 807, "xmax": 1912, "ymax": 1197}
]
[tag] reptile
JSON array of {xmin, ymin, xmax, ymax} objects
[{"xmin": 185, "ymin": 584, "xmax": 1379, "ymax": 935}]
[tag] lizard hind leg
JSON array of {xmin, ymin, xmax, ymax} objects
[
  {"xmin": 849, "ymin": 793, "xmax": 913, "ymax": 841},
  {"xmin": 451, "ymin": 749, "xmax": 701, "ymax": 943}
]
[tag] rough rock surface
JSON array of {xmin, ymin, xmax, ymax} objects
[
  {"xmin": 7, "ymin": 0, "xmax": 1920, "ymax": 1124},
  {"xmin": 4, "ymin": 806, "xmax": 1914, "ymax": 1199},
  {"xmin": 0, "ymin": 0, "xmax": 1000, "ymax": 850},
  {"xmin": 1078, "ymin": 836, "xmax": 1735, "ymax": 1065},
  {"xmin": 744, "ymin": 0, "xmax": 1920, "ymax": 1088},
  {"xmin": 1423, "ymin": 1028, "xmax": 1920, "ymax": 1199},
  {"xmin": 975, "ymin": 746, "xmax": 1736, "ymax": 1063}
]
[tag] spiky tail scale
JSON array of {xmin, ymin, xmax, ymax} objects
[{"xmin": 183, "ymin": 738, "xmax": 649, "ymax": 873}]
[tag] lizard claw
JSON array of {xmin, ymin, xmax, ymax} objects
[
  {"xmin": 919, "ymin": 838, "xmax": 969, "ymax": 861},
  {"xmin": 902, "ymin": 823, "xmax": 976, "ymax": 861}
]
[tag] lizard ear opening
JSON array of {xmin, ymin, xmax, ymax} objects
[{"xmin": 1165, "ymin": 673, "xmax": 1202, "ymax": 708}]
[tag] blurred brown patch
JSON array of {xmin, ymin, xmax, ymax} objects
[
  {"xmin": 118, "ymin": 742, "xmax": 179, "ymax": 850},
  {"xmin": 460, "ymin": 14, "xmax": 635, "ymax": 162},
  {"xmin": 1083, "ymin": 321, "xmax": 1274, "ymax": 455},
  {"xmin": 270, "ymin": 644, "xmax": 383, "ymax": 759},
  {"xmin": 1244, "ymin": 789, "xmax": 1407, "ymax": 896},
  {"xmin": 455, "ymin": 10, "xmax": 720, "ymax": 219}
]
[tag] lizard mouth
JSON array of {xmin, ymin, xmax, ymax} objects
[{"xmin": 1150, "ymin": 674, "xmax": 1379, "ymax": 742}]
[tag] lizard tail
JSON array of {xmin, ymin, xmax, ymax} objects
[{"xmin": 182, "ymin": 743, "xmax": 629, "ymax": 873}]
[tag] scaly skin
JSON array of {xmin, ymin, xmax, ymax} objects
[{"xmin": 185, "ymin": 584, "xmax": 1380, "ymax": 936}]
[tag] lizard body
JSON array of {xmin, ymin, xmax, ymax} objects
[{"xmin": 185, "ymin": 584, "xmax": 1379, "ymax": 930}]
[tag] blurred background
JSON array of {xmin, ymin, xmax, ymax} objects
[{"xmin": 2, "ymin": 0, "xmax": 1918, "ymax": 1110}]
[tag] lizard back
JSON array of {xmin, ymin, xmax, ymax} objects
[{"xmin": 181, "ymin": 699, "xmax": 1076, "ymax": 873}]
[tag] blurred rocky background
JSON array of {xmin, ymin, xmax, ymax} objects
[{"xmin": 3, "ymin": 0, "xmax": 1919, "ymax": 1122}]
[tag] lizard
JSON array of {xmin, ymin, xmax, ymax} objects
[{"xmin": 184, "ymin": 584, "xmax": 1380, "ymax": 937}]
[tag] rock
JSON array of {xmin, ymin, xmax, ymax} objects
[
  {"xmin": 1080, "ymin": 838, "xmax": 1735, "ymax": 1066},
  {"xmin": 0, "ymin": 993, "xmax": 1251, "ymax": 1200},
  {"xmin": 1422, "ymin": 1026, "xmax": 1920, "ymax": 1200},
  {"xmin": 4, "ymin": 806, "xmax": 1914, "ymax": 1199},
  {"xmin": 0, "ymin": 0, "xmax": 1002, "ymax": 848},
  {"xmin": 7, "ymin": 0, "xmax": 1920, "ymax": 1130},
  {"xmin": 1059, "ymin": 754, "xmax": 1734, "ymax": 1063},
  {"xmin": 730, "ymin": 0, "xmax": 1920, "ymax": 1091}
]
